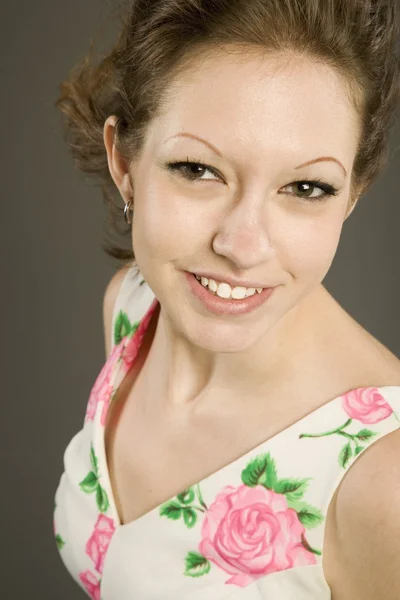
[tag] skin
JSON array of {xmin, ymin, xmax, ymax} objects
[{"xmin": 103, "ymin": 49, "xmax": 362, "ymax": 415}]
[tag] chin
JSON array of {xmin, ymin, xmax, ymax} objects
[{"xmin": 180, "ymin": 315, "xmax": 269, "ymax": 354}]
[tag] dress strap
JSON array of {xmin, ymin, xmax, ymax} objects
[{"xmin": 110, "ymin": 263, "xmax": 156, "ymax": 351}]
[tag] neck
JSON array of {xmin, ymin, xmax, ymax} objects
[{"xmin": 140, "ymin": 284, "xmax": 332, "ymax": 414}]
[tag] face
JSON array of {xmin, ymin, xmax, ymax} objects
[{"xmin": 114, "ymin": 51, "xmax": 361, "ymax": 354}]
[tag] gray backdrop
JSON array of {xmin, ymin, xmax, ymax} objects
[{"xmin": 1, "ymin": 1, "xmax": 399, "ymax": 599}]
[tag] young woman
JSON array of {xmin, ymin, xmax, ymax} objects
[{"xmin": 53, "ymin": 1, "xmax": 400, "ymax": 598}]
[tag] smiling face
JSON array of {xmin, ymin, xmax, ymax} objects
[{"xmin": 116, "ymin": 50, "xmax": 362, "ymax": 353}]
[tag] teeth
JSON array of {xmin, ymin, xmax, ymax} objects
[
  {"xmin": 216, "ymin": 282, "xmax": 233, "ymax": 299},
  {"xmin": 194, "ymin": 274, "xmax": 263, "ymax": 299},
  {"xmin": 208, "ymin": 278, "xmax": 218, "ymax": 293}
]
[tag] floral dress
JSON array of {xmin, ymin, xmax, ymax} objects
[{"xmin": 53, "ymin": 264, "xmax": 400, "ymax": 600}]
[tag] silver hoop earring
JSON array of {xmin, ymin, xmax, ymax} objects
[{"xmin": 124, "ymin": 199, "xmax": 134, "ymax": 225}]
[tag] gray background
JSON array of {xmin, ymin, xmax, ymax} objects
[{"xmin": 1, "ymin": 1, "xmax": 399, "ymax": 598}]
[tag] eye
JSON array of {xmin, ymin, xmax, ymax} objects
[
  {"xmin": 165, "ymin": 159, "xmax": 221, "ymax": 182},
  {"xmin": 165, "ymin": 159, "xmax": 340, "ymax": 202},
  {"xmin": 282, "ymin": 180, "xmax": 340, "ymax": 202}
]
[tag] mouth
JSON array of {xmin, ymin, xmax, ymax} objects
[
  {"xmin": 185, "ymin": 271, "xmax": 276, "ymax": 316},
  {"xmin": 191, "ymin": 272, "xmax": 265, "ymax": 299},
  {"xmin": 190, "ymin": 271, "xmax": 268, "ymax": 291}
]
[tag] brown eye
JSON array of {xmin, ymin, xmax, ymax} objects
[
  {"xmin": 166, "ymin": 160, "xmax": 221, "ymax": 182},
  {"xmin": 283, "ymin": 180, "xmax": 339, "ymax": 202},
  {"xmin": 183, "ymin": 164, "xmax": 209, "ymax": 179},
  {"xmin": 294, "ymin": 182, "xmax": 323, "ymax": 199}
]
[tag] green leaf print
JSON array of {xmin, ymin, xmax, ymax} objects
[
  {"xmin": 79, "ymin": 447, "xmax": 109, "ymax": 511},
  {"xmin": 177, "ymin": 488, "xmax": 196, "ymax": 505},
  {"xmin": 338, "ymin": 442, "xmax": 353, "ymax": 469},
  {"xmin": 274, "ymin": 477, "xmax": 311, "ymax": 501},
  {"xmin": 90, "ymin": 446, "xmax": 99, "ymax": 475},
  {"xmin": 79, "ymin": 471, "xmax": 98, "ymax": 494},
  {"xmin": 55, "ymin": 534, "xmax": 66, "ymax": 550},
  {"xmin": 96, "ymin": 485, "xmax": 110, "ymax": 513},
  {"xmin": 184, "ymin": 551, "xmax": 211, "ymax": 578},
  {"xmin": 241, "ymin": 453, "xmax": 278, "ymax": 489},
  {"xmin": 131, "ymin": 321, "xmax": 140, "ymax": 336},
  {"xmin": 183, "ymin": 507, "xmax": 198, "ymax": 528},
  {"xmin": 114, "ymin": 310, "xmax": 134, "ymax": 345},
  {"xmin": 291, "ymin": 501, "xmax": 324, "ymax": 529},
  {"xmin": 160, "ymin": 501, "xmax": 183, "ymax": 520},
  {"xmin": 354, "ymin": 428, "xmax": 378, "ymax": 442}
]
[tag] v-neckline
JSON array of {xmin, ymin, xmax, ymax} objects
[{"xmin": 94, "ymin": 296, "xmax": 399, "ymax": 533}]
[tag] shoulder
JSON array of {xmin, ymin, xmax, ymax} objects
[
  {"xmin": 103, "ymin": 262, "xmax": 133, "ymax": 358},
  {"xmin": 328, "ymin": 414, "xmax": 400, "ymax": 598},
  {"xmin": 360, "ymin": 348, "xmax": 400, "ymax": 387},
  {"xmin": 315, "ymin": 287, "xmax": 400, "ymax": 391},
  {"xmin": 328, "ymin": 291, "xmax": 400, "ymax": 389},
  {"xmin": 357, "ymin": 323, "xmax": 400, "ymax": 384}
]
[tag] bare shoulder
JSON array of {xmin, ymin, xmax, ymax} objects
[
  {"xmin": 348, "ymin": 322, "xmax": 400, "ymax": 386},
  {"xmin": 322, "ymin": 293, "xmax": 400, "ymax": 596},
  {"xmin": 103, "ymin": 262, "xmax": 133, "ymax": 358},
  {"xmin": 321, "ymin": 287, "xmax": 400, "ymax": 388},
  {"xmin": 327, "ymin": 426, "xmax": 400, "ymax": 598}
]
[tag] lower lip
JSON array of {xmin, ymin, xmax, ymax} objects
[{"xmin": 184, "ymin": 272, "xmax": 276, "ymax": 316}]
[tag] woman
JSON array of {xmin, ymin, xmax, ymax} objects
[{"xmin": 53, "ymin": 0, "xmax": 400, "ymax": 598}]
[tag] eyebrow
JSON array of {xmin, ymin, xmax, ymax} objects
[{"xmin": 165, "ymin": 133, "xmax": 347, "ymax": 177}]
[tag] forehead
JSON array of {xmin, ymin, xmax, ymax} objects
[{"xmin": 149, "ymin": 51, "xmax": 360, "ymax": 166}]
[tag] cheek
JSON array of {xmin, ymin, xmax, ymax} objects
[
  {"xmin": 133, "ymin": 183, "xmax": 210, "ymax": 260},
  {"xmin": 280, "ymin": 212, "xmax": 344, "ymax": 279}
]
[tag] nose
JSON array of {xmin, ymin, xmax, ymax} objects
[{"xmin": 212, "ymin": 197, "xmax": 275, "ymax": 270}]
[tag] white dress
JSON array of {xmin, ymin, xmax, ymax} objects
[{"xmin": 53, "ymin": 263, "xmax": 400, "ymax": 599}]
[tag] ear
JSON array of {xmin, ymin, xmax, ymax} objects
[
  {"xmin": 344, "ymin": 194, "xmax": 360, "ymax": 221},
  {"xmin": 103, "ymin": 115, "xmax": 132, "ymax": 202}
]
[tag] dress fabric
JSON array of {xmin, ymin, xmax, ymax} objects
[{"xmin": 53, "ymin": 263, "xmax": 400, "ymax": 600}]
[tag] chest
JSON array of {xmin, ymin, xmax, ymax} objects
[
  {"xmin": 105, "ymin": 390, "xmax": 279, "ymax": 525},
  {"xmin": 106, "ymin": 369, "xmax": 388, "ymax": 600},
  {"xmin": 104, "ymin": 369, "xmax": 337, "ymax": 526}
]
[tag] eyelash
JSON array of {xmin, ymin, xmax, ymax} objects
[{"xmin": 165, "ymin": 158, "xmax": 340, "ymax": 202}]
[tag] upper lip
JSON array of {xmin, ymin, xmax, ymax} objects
[{"xmin": 189, "ymin": 271, "xmax": 273, "ymax": 289}]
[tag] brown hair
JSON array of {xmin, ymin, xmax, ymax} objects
[{"xmin": 56, "ymin": 0, "xmax": 400, "ymax": 264}]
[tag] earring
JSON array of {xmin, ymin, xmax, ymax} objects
[{"xmin": 124, "ymin": 199, "xmax": 134, "ymax": 225}]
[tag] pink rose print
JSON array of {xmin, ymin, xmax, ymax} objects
[
  {"xmin": 100, "ymin": 393, "xmax": 111, "ymax": 429},
  {"xmin": 199, "ymin": 484, "xmax": 316, "ymax": 587},
  {"xmin": 120, "ymin": 326, "xmax": 142, "ymax": 369},
  {"xmin": 122, "ymin": 299, "xmax": 159, "ymax": 368},
  {"xmin": 342, "ymin": 387, "xmax": 393, "ymax": 424},
  {"xmin": 97, "ymin": 300, "xmax": 159, "ymax": 427},
  {"xmin": 85, "ymin": 341, "xmax": 124, "ymax": 424},
  {"xmin": 85, "ymin": 514, "xmax": 116, "ymax": 574},
  {"xmin": 99, "ymin": 327, "xmax": 144, "ymax": 427},
  {"xmin": 79, "ymin": 570, "xmax": 101, "ymax": 600}
]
